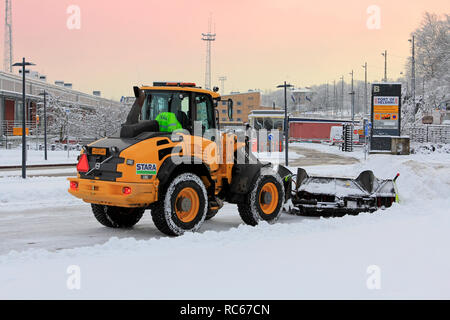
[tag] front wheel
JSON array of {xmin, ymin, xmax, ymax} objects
[
  {"xmin": 151, "ymin": 173, "xmax": 208, "ymax": 236},
  {"xmin": 238, "ymin": 171, "xmax": 284, "ymax": 226},
  {"xmin": 91, "ymin": 204, "xmax": 144, "ymax": 228}
]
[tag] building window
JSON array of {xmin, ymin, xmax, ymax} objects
[
  {"xmin": 237, "ymin": 118, "xmax": 241, "ymax": 121},
  {"xmin": 237, "ymin": 109, "xmax": 242, "ymax": 114},
  {"xmin": 248, "ymin": 97, "xmax": 254, "ymax": 100},
  {"xmin": 222, "ymin": 101, "xmax": 227, "ymax": 106},
  {"xmin": 222, "ymin": 118, "xmax": 227, "ymax": 121},
  {"xmin": 221, "ymin": 109, "xmax": 226, "ymax": 114},
  {"xmin": 237, "ymin": 101, "xmax": 242, "ymax": 106}
]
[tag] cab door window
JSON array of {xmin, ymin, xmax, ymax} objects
[{"xmin": 195, "ymin": 94, "xmax": 214, "ymax": 132}]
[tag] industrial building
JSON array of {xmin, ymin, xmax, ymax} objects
[
  {"xmin": 218, "ymin": 91, "xmax": 280, "ymax": 124},
  {"xmin": 0, "ymin": 70, "xmax": 122, "ymax": 136}
]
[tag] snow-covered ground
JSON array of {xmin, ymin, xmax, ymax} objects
[
  {"xmin": 0, "ymin": 149, "xmax": 78, "ymax": 166},
  {"xmin": 0, "ymin": 142, "xmax": 449, "ymax": 299}
]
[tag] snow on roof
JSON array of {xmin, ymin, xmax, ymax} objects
[{"xmin": 291, "ymin": 88, "xmax": 313, "ymax": 93}]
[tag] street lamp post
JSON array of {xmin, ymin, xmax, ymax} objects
[
  {"xmin": 349, "ymin": 70, "xmax": 355, "ymax": 124},
  {"xmin": 349, "ymin": 70, "xmax": 355, "ymax": 152},
  {"xmin": 381, "ymin": 50, "xmax": 388, "ymax": 82},
  {"xmin": 12, "ymin": 58, "xmax": 35, "ymax": 179},
  {"xmin": 66, "ymin": 108, "xmax": 70, "ymax": 158},
  {"xmin": 409, "ymin": 36, "xmax": 416, "ymax": 115},
  {"xmin": 340, "ymin": 76, "xmax": 344, "ymax": 117},
  {"xmin": 38, "ymin": 90, "xmax": 48, "ymax": 160},
  {"xmin": 277, "ymin": 81, "xmax": 293, "ymax": 166},
  {"xmin": 362, "ymin": 62, "xmax": 368, "ymax": 116},
  {"xmin": 333, "ymin": 80, "xmax": 336, "ymax": 116}
]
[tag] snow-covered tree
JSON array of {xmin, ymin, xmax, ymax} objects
[
  {"xmin": 402, "ymin": 12, "xmax": 450, "ymax": 129},
  {"xmin": 36, "ymin": 93, "xmax": 131, "ymax": 142}
]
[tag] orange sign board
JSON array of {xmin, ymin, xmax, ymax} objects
[
  {"xmin": 91, "ymin": 148, "xmax": 107, "ymax": 156},
  {"xmin": 13, "ymin": 127, "xmax": 29, "ymax": 136},
  {"xmin": 373, "ymin": 105, "xmax": 398, "ymax": 113}
]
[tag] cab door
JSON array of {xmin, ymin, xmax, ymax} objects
[
  {"xmin": 191, "ymin": 93, "xmax": 220, "ymax": 170},
  {"xmin": 193, "ymin": 93, "xmax": 216, "ymax": 134}
]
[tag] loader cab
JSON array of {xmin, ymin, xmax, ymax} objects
[{"xmin": 139, "ymin": 82, "xmax": 219, "ymax": 135}]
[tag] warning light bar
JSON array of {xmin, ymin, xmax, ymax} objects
[{"xmin": 153, "ymin": 82, "xmax": 196, "ymax": 87}]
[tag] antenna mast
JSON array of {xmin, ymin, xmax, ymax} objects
[
  {"xmin": 218, "ymin": 76, "xmax": 227, "ymax": 94},
  {"xmin": 4, "ymin": 0, "xmax": 13, "ymax": 72},
  {"xmin": 201, "ymin": 15, "xmax": 216, "ymax": 90}
]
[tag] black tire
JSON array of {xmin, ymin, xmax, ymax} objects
[
  {"xmin": 91, "ymin": 204, "xmax": 144, "ymax": 228},
  {"xmin": 151, "ymin": 173, "xmax": 208, "ymax": 236},
  {"xmin": 238, "ymin": 169, "xmax": 284, "ymax": 226}
]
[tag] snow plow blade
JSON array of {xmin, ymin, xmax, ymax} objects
[{"xmin": 289, "ymin": 168, "xmax": 398, "ymax": 216}]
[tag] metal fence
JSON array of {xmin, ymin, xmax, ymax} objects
[
  {"xmin": 0, "ymin": 120, "xmax": 37, "ymax": 136},
  {"xmin": 409, "ymin": 125, "xmax": 450, "ymax": 144}
]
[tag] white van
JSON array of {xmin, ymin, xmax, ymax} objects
[{"xmin": 329, "ymin": 126, "xmax": 343, "ymax": 145}]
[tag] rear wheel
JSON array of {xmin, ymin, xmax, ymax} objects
[
  {"xmin": 238, "ymin": 171, "xmax": 284, "ymax": 226},
  {"xmin": 91, "ymin": 204, "xmax": 144, "ymax": 228},
  {"xmin": 151, "ymin": 173, "xmax": 208, "ymax": 236}
]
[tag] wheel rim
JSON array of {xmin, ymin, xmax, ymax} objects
[
  {"xmin": 175, "ymin": 187, "xmax": 200, "ymax": 223},
  {"xmin": 259, "ymin": 182, "xmax": 279, "ymax": 215}
]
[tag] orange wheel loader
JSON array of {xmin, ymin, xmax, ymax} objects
[{"xmin": 68, "ymin": 82, "xmax": 290, "ymax": 236}]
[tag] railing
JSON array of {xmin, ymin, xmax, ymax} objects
[
  {"xmin": 0, "ymin": 120, "xmax": 37, "ymax": 136},
  {"xmin": 409, "ymin": 125, "xmax": 450, "ymax": 144}
]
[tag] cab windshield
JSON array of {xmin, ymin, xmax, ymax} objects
[{"xmin": 140, "ymin": 90, "xmax": 216, "ymax": 132}]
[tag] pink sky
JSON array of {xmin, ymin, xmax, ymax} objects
[{"xmin": 2, "ymin": 0, "xmax": 449, "ymax": 100}]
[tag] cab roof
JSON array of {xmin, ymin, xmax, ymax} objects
[{"xmin": 140, "ymin": 82, "xmax": 220, "ymax": 98}]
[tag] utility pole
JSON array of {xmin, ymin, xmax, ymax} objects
[
  {"xmin": 340, "ymin": 76, "xmax": 344, "ymax": 117},
  {"xmin": 409, "ymin": 36, "xmax": 416, "ymax": 114},
  {"xmin": 362, "ymin": 62, "xmax": 368, "ymax": 116},
  {"xmin": 349, "ymin": 70, "xmax": 355, "ymax": 152},
  {"xmin": 333, "ymin": 80, "xmax": 336, "ymax": 117},
  {"xmin": 325, "ymin": 82, "xmax": 329, "ymax": 116},
  {"xmin": 66, "ymin": 108, "xmax": 70, "ymax": 158},
  {"xmin": 3, "ymin": 0, "xmax": 13, "ymax": 72},
  {"xmin": 12, "ymin": 58, "xmax": 35, "ymax": 179},
  {"xmin": 277, "ymin": 82, "xmax": 293, "ymax": 166},
  {"xmin": 38, "ymin": 90, "xmax": 48, "ymax": 160},
  {"xmin": 382, "ymin": 50, "xmax": 387, "ymax": 81},
  {"xmin": 349, "ymin": 70, "xmax": 355, "ymax": 121},
  {"xmin": 218, "ymin": 76, "xmax": 227, "ymax": 95},
  {"xmin": 201, "ymin": 16, "xmax": 216, "ymax": 90}
]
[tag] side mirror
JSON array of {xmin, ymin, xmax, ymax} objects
[
  {"xmin": 215, "ymin": 109, "xmax": 220, "ymax": 129},
  {"xmin": 227, "ymin": 99, "xmax": 233, "ymax": 120},
  {"xmin": 133, "ymin": 86, "xmax": 140, "ymax": 98}
]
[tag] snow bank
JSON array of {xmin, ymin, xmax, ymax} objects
[
  {"xmin": 0, "ymin": 149, "xmax": 77, "ymax": 166},
  {"xmin": 411, "ymin": 142, "xmax": 450, "ymax": 155}
]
